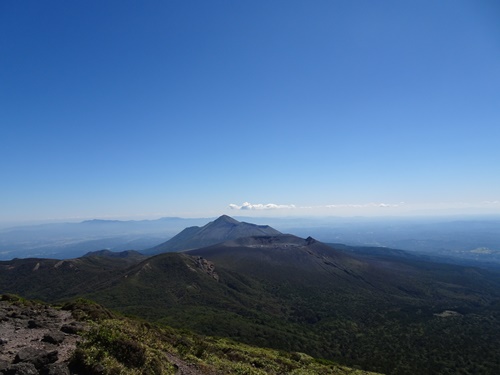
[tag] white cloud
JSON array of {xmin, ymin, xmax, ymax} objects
[{"xmin": 229, "ymin": 202, "xmax": 296, "ymax": 210}]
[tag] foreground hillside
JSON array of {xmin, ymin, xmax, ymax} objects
[{"xmin": 0, "ymin": 294, "xmax": 377, "ymax": 375}]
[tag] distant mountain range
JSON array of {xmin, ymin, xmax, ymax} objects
[
  {"xmin": 3, "ymin": 215, "xmax": 500, "ymax": 267},
  {"xmin": 2, "ymin": 215, "xmax": 500, "ymax": 374},
  {"xmin": 0, "ymin": 217, "xmax": 209, "ymax": 259}
]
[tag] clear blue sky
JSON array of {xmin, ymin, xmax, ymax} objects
[{"xmin": 1, "ymin": 0, "xmax": 499, "ymax": 223}]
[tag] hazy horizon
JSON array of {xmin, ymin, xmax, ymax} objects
[
  {"xmin": 2, "ymin": 1, "xmax": 499, "ymax": 223},
  {"xmin": 2, "ymin": 212, "xmax": 500, "ymax": 231}
]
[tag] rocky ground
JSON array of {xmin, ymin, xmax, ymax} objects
[
  {"xmin": 0, "ymin": 296, "xmax": 84, "ymax": 375},
  {"xmin": 0, "ymin": 296, "xmax": 206, "ymax": 375}
]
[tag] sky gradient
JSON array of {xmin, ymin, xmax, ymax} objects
[{"xmin": 1, "ymin": 1, "xmax": 499, "ymax": 224}]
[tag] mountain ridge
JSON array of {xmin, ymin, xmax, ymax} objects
[{"xmin": 82, "ymin": 249, "xmax": 145, "ymax": 259}]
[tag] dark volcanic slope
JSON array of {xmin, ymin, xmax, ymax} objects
[
  {"xmin": 187, "ymin": 234, "xmax": 500, "ymax": 319},
  {"xmin": 144, "ymin": 215, "xmax": 282, "ymax": 254},
  {"xmin": 187, "ymin": 235, "xmax": 373, "ymax": 288},
  {"xmin": 90, "ymin": 235, "xmax": 387, "ymax": 321}
]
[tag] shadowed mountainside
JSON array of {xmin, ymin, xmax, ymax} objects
[{"xmin": 144, "ymin": 215, "xmax": 282, "ymax": 254}]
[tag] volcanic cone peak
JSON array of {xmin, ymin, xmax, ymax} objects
[{"xmin": 145, "ymin": 215, "xmax": 282, "ymax": 254}]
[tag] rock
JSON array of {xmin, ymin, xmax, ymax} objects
[
  {"xmin": 0, "ymin": 359, "xmax": 9, "ymax": 371},
  {"xmin": 194, "ymin": 257, "xmax": 219, "ymax": 281},
  {"xmin": 4, "ymin": 362, "xmax": 38, "ymax": 375},
  {"xmin": 305, "ymin": 236, "xmax": 317, "ymax": 245},
  {"xmin": 27, "ymin": 320, "xmax": 43, "ymax": 329},
  {"xmin": 19, "ymin": 313, "xmax": 29, "ymax": 319},
  {"xmin": 92, "ymin": 364, "xmax": 105, "ymax": 374},
  {"xmin": 0, "ymin": 338, "xmax": 8, "ymax": 345},
  {"xmin": 44, "ymin": 363, "xmax": 70, "ymax": 375},
  {"xmin": 42, "ymin": 331, "xmax": 65, "ymax": 345},
  {"xmin": 60, "ymin": 323, "xmax": 82, "ymax": 335},
  {"xmin": 13, "ymin": 347, "xmax": 58, "ymax": 369}
]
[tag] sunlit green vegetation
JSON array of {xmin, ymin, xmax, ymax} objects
[{"xmin": 65, "ymin": 299, "xmax": 378, "ymax": 375}]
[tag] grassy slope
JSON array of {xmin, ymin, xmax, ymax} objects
[{"xmin": 62, "ymin": 298, "xmax": 380, "ymax": 375}]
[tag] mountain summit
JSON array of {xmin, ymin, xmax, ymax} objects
[
  {"xmin": 213, "ymin": 214, "xmax": 240, "ymax": 225},
  {"xmin": 144, "ymin": 215, "xmax": 282, "ymax": 254}
]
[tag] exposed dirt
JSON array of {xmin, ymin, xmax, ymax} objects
[{"xmin": 164, "ymin": 352, "xmax": 212, "ymax": 375}]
